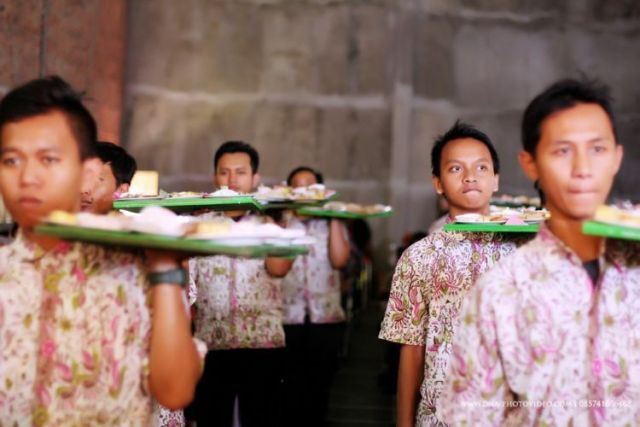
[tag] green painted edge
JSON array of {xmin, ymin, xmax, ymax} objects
[
  {"xmin": 444, "ymin": 223, "xmax": 540, "ymax": 233},
  {"xmin": 112, "ymin": 196, "xmax": 263, "ymax": 212},
  {"xmin": 582, "ymin": 221, "xmax": 640, "ymax": 242},
  {"xmin": 296, "ymin": 207, "xmax": 394, "ymax": 219},
  {"xmin": 34, "ymin": 224, "xmax": 307, "ymax": 257}
]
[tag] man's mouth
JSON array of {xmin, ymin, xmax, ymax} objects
[
  {"xmin": 18, "ymin": 197, "xmax": 42, "ymax": 208},
  {"xmin": 462, "ymin": 187, "xmax": 481, "ymax": 194}
]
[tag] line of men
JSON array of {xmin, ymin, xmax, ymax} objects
[
  {"xmin": 0, "ymin": 73, "xmax": 638, "ymax": 427},
  {"xmin": 0, "ymin": 76, "xmax": 351, "ymax": 427},
  {"xmin": 380, "ymin": 78, "xmax": 640, "ymax": 426}
]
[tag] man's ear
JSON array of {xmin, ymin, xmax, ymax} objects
[
  {"xmin": 493, "ymin": 174, "xmax": 500, "ymax": 193},
  {"xmin": 252, "ymin": 173, "xmax": 261, "ymax": 189},
  {"xmin": 116, "ymin": 183, "xmax": 130, "ymax": 194},
  {"xmin": 613, "ymin": 143, "xmax": 624, "ymax": 175},
  {"xmin": 431, "ymin": 175, "xmax": 444, "ymax": 196},
  {"xmin": 518, "ymin": 150, "xmax": 538, "ymax": 182}
]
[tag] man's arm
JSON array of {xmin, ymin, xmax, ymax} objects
[
  {"xmin": 265, "ymin": 256, "xmax": 293, "ymax": 277},
  {"xmin": 378, "ymin": 243, "xmax": 429, "ymax": 426},
  {"xmin": 397, "ymin": 344, "xmax": 425, "ymax": 427},
  {"xmin": 146, "ymin": 253, "xmax": 202, "ymax": 410},
  {"xmin": 328, "ymin": 219, "xmax": 350, "ymax": 269}
]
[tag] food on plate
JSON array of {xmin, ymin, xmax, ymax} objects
[
  {"xmin": 167, "ymin": 191, "xmax": 203, "ymax": 198},
  {"xmin": 192, "ymin": 218, "xmax": 234, "ymax": 236},
  {"xmin": 322, "ymin": 202, "xmax": 391, "ymax": 214},
  {"xmin": 254, "ymin": 184, "xmax": 334, "ymax": 201},
  {"xmin": 129, "ymin": 206, "xmax": 196, "ymax": 236},
  {"xmin": 455, "ymin": 207, "xmax": 549, "ymax": 224},
  {"xmin": 207, "ymin": 186, "xmax": 240, "ymax": 197},
  {"xmin": 594, "ymin": 204, "xmax": 640, "ymax": 228},
  {"xmin": 46, "ymin": 210, "xmax": 128, "ymax": 231},
  {"xmin": 491, "ymin": 194, "xmax": 541, "ymax": 207},
  {"xmin": 114, "ymin": 192, "xmax": 161, "ymax": 200}
]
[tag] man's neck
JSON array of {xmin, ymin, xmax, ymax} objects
[
  {"xmin": 546, "ymin": 215, "xmax": 603, "ymax": 262},
  {"xmin": 21, "ymin": 226, "xmax": 62, "ymax": 251}
]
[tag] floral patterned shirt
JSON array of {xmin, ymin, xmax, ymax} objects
[
  {"xmin": 438, "ymin": 224, "xmax": 640, "ymax": 426},
  {"xmin": 379, "ymin": 230, "xmax": 526, "ymax": 426},
  {"xmin": 189, "ymin": 246, "xmax": 285, "ymax": 350},
  {"xmin": 0, "ymin": 233, "xmax": 152, "ymax": 426},
  {"xmin": 282, "ymin": 218, "xmax": 345, "ymax": 325}
]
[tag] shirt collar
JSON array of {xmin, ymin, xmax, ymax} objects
[{"xmin": 537, "ymin": 222, "xmax": 624, "ymax": 272}]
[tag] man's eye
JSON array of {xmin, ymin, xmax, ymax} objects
[
  {"xmin": 42, "ymin": 156, "xmax": 59, "ymax": 165},
  {"xmin": 449, "ymin": 166, "xmax": 461, "ymax": 173},
  {"xmin": 1, "ymin": 157, "xmax": 18, "ymax": 166},
  {"xmin": 593, "ymin": 145, "xmax": 606, "ymax": 153}
]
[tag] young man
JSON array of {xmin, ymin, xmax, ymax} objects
[
  {"xmin": 0, "ymin": 76, "xmax": 202, "ymax": 424},
  {"xmin": 187, "ymin": 141, "xmax": 292, "ymax": 427},
  {"xmin": 438, "ymin": 79, "xmax": 639, "ymax": 425},
  {"xmin": 379, "ymin": 121, "xmax": 530, "ymax": 426},
  {"xmin": 281, "ymin": 166, "xmax": 351, "ymax": 427},
  {"xmin": 80, "ymin": 141, "xmax": 137, "ymax": 214}
]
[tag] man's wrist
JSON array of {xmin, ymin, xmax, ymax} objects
[{"xmin": 147, "ymin": 268, "xmax": 187, "ymax": 287}]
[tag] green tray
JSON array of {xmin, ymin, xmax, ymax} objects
[
  {"xmin": 582, "ymin": 221, "xmax": 640, "ymax": 242},
  {"xmin": 296, "ymin": 207, "xmax": 394, "ymax": 220},
  {"xmin": 113, "ymin": 196, "xmax": 263, "ymax": 213},
  {"xmin": 444, "ymin": 223, "xmax": 540, "ymax": 233},
  {"xmin": 35, "ymin": 224, "xmax": 308, "ymax": 258}
]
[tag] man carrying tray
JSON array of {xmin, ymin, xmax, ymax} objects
[
  {"xmin": 438, "ymin": 79, "xmax": 640, "ymax": 425},
  {"xmin": 378, "ymin": 121, "xmax": 531, "ymax": 426},
  {"xmin": 187, "ymin": 141, "xmax": 293, "ymax": 427},
  {"xmin": 0, "ymin": 76, "xmax": 203, "ymax": 424}
]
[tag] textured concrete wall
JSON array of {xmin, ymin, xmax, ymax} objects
[
  {"xmin": 0, "ymin": 0, "xmax": 126, "ymax": 142},
  {"xmin": 123, "ymin": 0, "xmax": 640, "ymax": 259}
]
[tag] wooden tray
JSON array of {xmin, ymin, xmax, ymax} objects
[{"xmin": 35, "ymin": 224, "xmax": 308, "ymax": 257}]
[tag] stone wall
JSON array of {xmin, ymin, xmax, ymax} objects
[
  {"xmin": 124, "ymin": 0, "xmax": 640, "ymax": 260},
  {"xmin": 0, "ymin": 0, "xmax": 126, "ymax": 142}
]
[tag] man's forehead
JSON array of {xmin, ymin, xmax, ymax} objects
[{"xmin": 218, "ymin": 153, "xmax": 251, "ymax": 167}]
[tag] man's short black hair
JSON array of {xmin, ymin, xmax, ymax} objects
[
  {"xmin": 213, "ymin": 140, "xmax": 259, "ymax": 173},
  {"xmin": 0, "ymin": 75, "xmax": 97, "ymax": 159},
  {"xmin": 522, "ymin": 78, "xmax": 617, "ymax": 155},
  {"xmin": 286, "ymin": 166, "xmax": 324, "ymax": 185},
  {"xmin": 95, "ymin": 141, "xmax": 137, "ymax": 186},
  {"xmin": 430, "ymin": 121, "xmax": 500, "ymax": 177}
]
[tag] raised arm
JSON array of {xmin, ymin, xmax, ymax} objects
[{"xmin": 146, "ymin": 251, "xmax": 203, "ymax": 410}]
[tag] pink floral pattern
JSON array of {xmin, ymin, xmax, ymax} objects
[
  {"xmin": 0, "ymin": 233, "xmax": 152, "ymax": 425},
  {"xmin": 379, "ymin": 230, "xmax": 526, "ymax": 426},
  {"xmin": 189, "ymin": 252, "xmax": 285, "ymax": 350},
  {"xmin": 438, "ymin": 224, "xmax": 640, "ymax": 426},
  {"xmin": 282, "ymin": 218, "xmax": 345, "ymax": 324}
]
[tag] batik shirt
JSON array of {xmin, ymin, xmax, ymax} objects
[
  {"xmin": 0, "ymin": 233, "xmax": 152, "ymax": 425},
  {"xmin": 438, "ymin": 224, "xmax": 640, "ymax": 426},
  {"xmin": 282, "ymin": 218, "xmax": 345, "ymax": 325},
  {"xmin": 189, "ymin": 214, "xmax": 285, "ymax": 350},
  {"xmin": 379, "ymin": 230, "xmax": 526, "ymax": 426}
]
